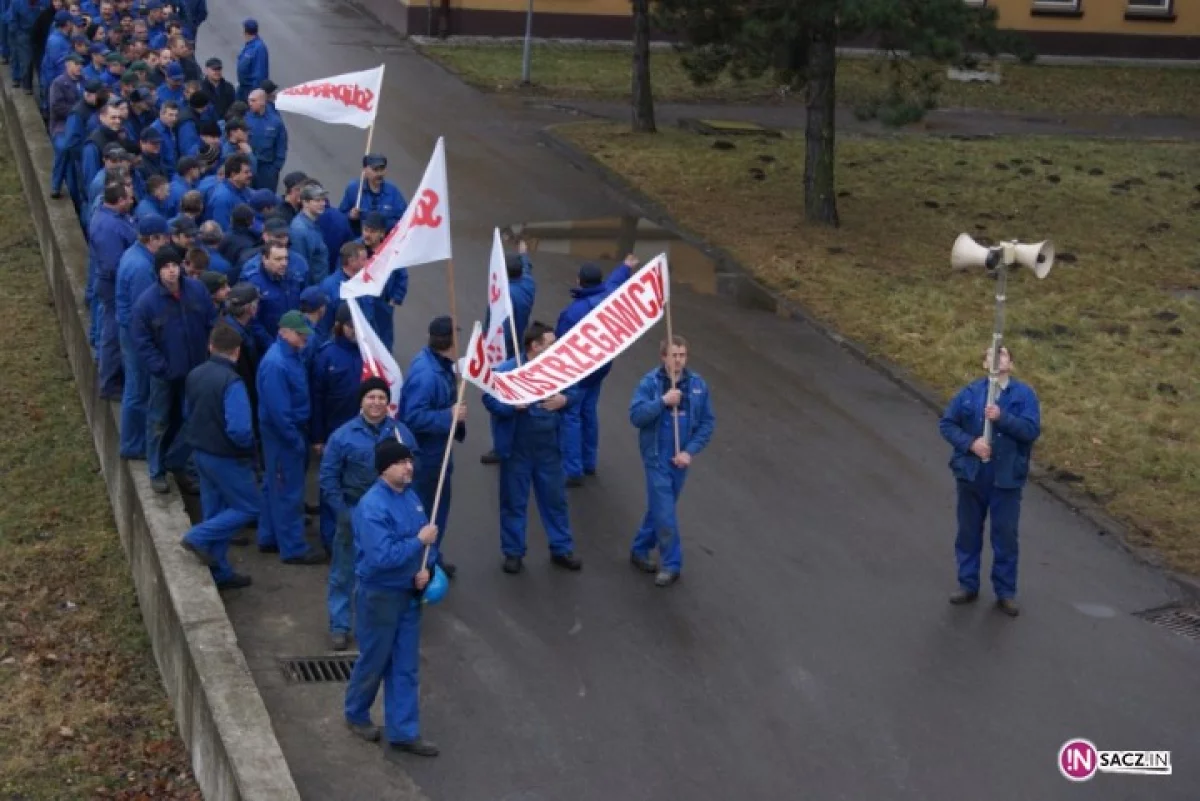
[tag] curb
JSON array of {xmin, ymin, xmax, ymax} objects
[
  {"xmin": 537, "ymin": 123, "xmax": 1200, "ymax": 609},
  {"xmin": 0, "ymin": 77, "xmax": 302, "ymax": 800}
]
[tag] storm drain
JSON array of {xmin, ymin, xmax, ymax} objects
[
  {"xmin": 279, "ymin": 655, "xmax": 359, "ymax": 684},
  {"xmin": 1133, "ymin": 604, "xmax": 1200, "ymax": 642}
]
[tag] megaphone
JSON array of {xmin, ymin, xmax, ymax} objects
[
  {"xmin": 951, "ymin": 233, "xmax": 1001, "ymax": 271},
  {"xmin": 1013, "ymin": 240, "xmax": 1054, "ymax": 279},
  {"xmin": 950, "ymin": 234, "xmax": 1055, "ymax": 279}
]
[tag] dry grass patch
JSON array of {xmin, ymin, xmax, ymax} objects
[
  {"xmin": 418, "ymin": 43, "xmax": 1200, "ymax": 117},
  {"xmin": 559, "ymin": 121, "xmax": 1200, "ymax": 572},
  {"xmin": 0, "ymin": 133, "xmax": 199, "ymax": 798}
]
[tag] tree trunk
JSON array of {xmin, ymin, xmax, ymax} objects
[
  {"xmin": 802, "ymin": 27, "xmax": 839, "ymax": 226},
  {"xmin": 630, "ymin": 0, "xmax": 657, "ymax": 133}
]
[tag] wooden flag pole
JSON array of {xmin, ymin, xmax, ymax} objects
[
  {"xmin": 665, "ymin": 297, "xmax": 680, "ymax": 455},
  {"xmin": 353, "ymin": 122, "xmax": 375, "ymax": 210},
  {"xmin": 420, "ymin": 256, "xmax": 463, "ymax": 572}
]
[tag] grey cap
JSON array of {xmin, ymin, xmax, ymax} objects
[
  {"xmin": 299, "ymin": 183, "xmax": 328, "ymax": 201},
  {"xmin": 227, "ymin": 282, "xmax": 260, "ymax": 307}
]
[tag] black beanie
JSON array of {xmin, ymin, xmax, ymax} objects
[
  {"xmin": 374, "ymin": 439, "xmax": 412, "ymax": 474},
  {"xmin": 359, "ymin": 376, "xmax": 390, "ymax": 405},
  {"xmin": 154, "ymin": 245, "xmax": 182, "ymax": 272}
]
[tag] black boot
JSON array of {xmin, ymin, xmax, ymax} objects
[{"xmin": 948, "ymin": 589, "xmax": 979, "ymax": 605}]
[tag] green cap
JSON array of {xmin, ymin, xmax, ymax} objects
[
  {"xmin": 129, "ymin": 60, "xmax": 148, "ymax": 71},
  {"xmin": 278, "ymin": 310, "xmax": 314, "ymax": 336}
]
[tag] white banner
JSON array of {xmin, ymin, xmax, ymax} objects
[
  {"xmin": 459, "ymin": 254, "xmax": 670, "ymax": 404},
  {"xmin": 482, "ymin": 227, "xmax": 517, "ymax": 366},
  {"xmin": 341, "ymin": 136, "xmax": 452, "ymax": 299},
  {"xmin": 346, "ymin": 296, "xmax": 403, "ymax": 414},
  {"xmin": 274, "ymin": 65, "xmax": 385, "ymax": 129}
]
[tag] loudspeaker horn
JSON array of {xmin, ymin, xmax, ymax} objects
[
  {"xmin": 950, "ymin": 233, "xmax": 997, "ymax": 271},
  {"xmin": 1013, "ymin": 240, "xmax": 1054, "ymax": 279}
]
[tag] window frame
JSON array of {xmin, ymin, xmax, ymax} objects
[
  {"xmin": 1125, "ymin": 0, "xmax": 1175, "ymax": 21},
  {"xmin": 1031, "ymin": 0, "xmax": 1083, "ymax": 17}
]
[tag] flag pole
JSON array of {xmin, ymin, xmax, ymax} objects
[
  {"xmin": 665, "ymin": 296, "xmax": 680, "ymax": 455},
  {"xmin": 420, "ymin": 256, "xmax": 462, "ymax": 572}
]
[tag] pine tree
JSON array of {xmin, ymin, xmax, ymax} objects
[{"xmin": 652, "ymin": 0, "xmax": 1034, "ymax": 226}]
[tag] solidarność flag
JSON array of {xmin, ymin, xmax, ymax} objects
[
  {"xmin": 345, "ymin": 296, "xmax": 403, "ymax": 414},
  {"xmin": 274, "ymin": 65, "xmax": 385, "ymax": 129}
]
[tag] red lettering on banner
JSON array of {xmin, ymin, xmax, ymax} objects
[
  {"xmin": 595, "ymin": 309, "xmax": 631, "ymax": 345},
  {"xmin": 624, "ymin": 280, "xmax": 662, "ymax": 321},
  {"xmin": 412, "ymin": 189, "xmax": 442, "ymax": 228},
  {"xmin": 561, "ymin": 334, "xmax": 597, "ymax": 373},
  {"xmin": 541, "ymin": 355, "xmax": 578, "ymax": 381},
  {"xmin": 489, "ymin": 279, "xmax": 502, "ymax": 304},
  {"xmin": 491, "ymin": 373, "xmax": 519, "ymax": 403},
  {"xmin": 576, "ymin": 323, "xmax": 614, "ymax": 357},
  {"xmin": 280, "ymin": 82, "xmax": 376, "ymax": 112},
  {"xmin": 649, "ymin": 261, "xmax": 666, "ymax": 307},
  {"xmin": 466, "ymin": 334, "xmax": 490, "ymax": 381},
  {"xmin": 606, "ymin": 295, "xmax": 644, "ymax": 335}
]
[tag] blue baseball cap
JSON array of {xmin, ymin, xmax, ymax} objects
[
  {"xmin": 165, "ymin": 63, "xmax": 184, "ymax": 80},
  {"xmin": 298, "ymin": 287, "xmax": 328, "ymax": 313},
  {"xmin": 243, "ymin": 18, "xmax": 258, "ymax": 33},
  {"xmin": 137, "ymin": 214, "xmax": 169, "ymax": 236},
  {"xmin": 248, "ymin": 189, "xmax": 277, "ymax": 211},
  {"xmin": 54, "ymin": 10, "xmax": 71, "ymax": 24},
  {"xmin": 89, "ymin": 42, "xmax": 107, "ymax": 54}
]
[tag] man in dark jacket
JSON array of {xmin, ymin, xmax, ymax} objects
[
  {"xmin": 48, "ymin": 52, "xmax": 83, "ymax": 200},
  {"xmin": 130, "ymin": 244, "xmax": 217, "ymax": 494},
  {"xmin": 202, "ymin": 56, "xmax": 234, "ymax": 120},
  {"xmin": 554, "ymin": 255, "xmax": 636, "ymax": 485},
  {"xmin": 179, "ymin": 322, "xmax": 257, "ymax": 590},
  {"xmin": 938, "ymin": 345, "xmax": 1041, "ymax": 617}
]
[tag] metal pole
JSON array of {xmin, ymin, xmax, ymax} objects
[
  {"xmin": 981, "ymin": 260, "xmax": 1008, "ymax": 459},
  {"xmin": 520, "ymin": 0, "xmax": 534, "ymax": 85}
]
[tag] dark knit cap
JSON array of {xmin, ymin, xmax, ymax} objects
[
  {"xmin": 358, "ymin": 376, "xmax": 390, "ymax": 404},
  {"xmin": 374, "ymin": 439, "xmax": 412, "ymax": 474}
]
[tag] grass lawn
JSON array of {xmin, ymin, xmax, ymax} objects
[
  {"xmin": 558, "ymin": 121, "xmax": 1200, "ymax": 573},
  {"xmin": 0, "ymin": 135, "xmax": 199, "ymax": 797},
  {"xmin": 417, "ymin": 43, "xmax": 1200, "ymax": 118}
]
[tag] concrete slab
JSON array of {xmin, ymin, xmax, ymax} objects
[{"xmin": 186, "ymin": 2, "xmax": 1200, "ymax": 799}]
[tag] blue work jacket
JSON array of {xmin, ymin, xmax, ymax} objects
[
  {"xmin": 338, "ymin": 179, "xmax": 407, "ymax": 232},
  {"xmin": 938, "ymin": 377, "xmax": 1041, "ymax": 490},
  {"xmin": 319, "ymin": 414, "xmax": 417, "ymax": 516},
  {"xmin": 207, "ymin": 179, "xmax": 251, "ymax": 232},
  {"xmin": 555, "ymin": 262, "xmax": 633, "ymax": 388},
  {"xmin": 257, "ymin": 337, "xmax": 310, "ymax": 451},
  {"xmin": 309, "ymin": 335, "xmax": 364, "ymax": 446},
  {"xmin": 289, "ymin": 213, "xmax": 330, "ymax": 286},
  {"xmin": 242, "ymin": 261, "xmax": 305, "ymax": 338},
  {"xmin": 236, "ymin": 37, "xmax": 268, "ymax": 94},
  {"xmin": 352, "ymin": 478, "xmax": 428, "ymax": 592},
  {"xmin": 87, "ymin": 206, "xmax": 137, "ymax": 302},
  {"xmin": 244, "ymin": 106, "xmax": 287, "ymax": 173},
  {"xmin": 130, "ymin": 278, "xmax": 217, "ymax": 381},
  {"xmin": 398, "ymin": 347, "xmax": 465, "ymax": 468},
  {"xmin": 115, "ymin": 241, "xmax": 157, "ymax": 329},
  {"xmin": 482, "ymin": 356, "xmax": 580, "ymax": 459},
  {"xmin": 316, "ymin": 267, "xmax": 377, "ymax": 339},
  {"xmin": 629, "ymin": 367, "xmax": 716, "ymax": 465}
]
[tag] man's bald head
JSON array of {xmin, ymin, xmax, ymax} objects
[{"xmin": 248, "ymin": 89, "xmax": 266, "ymax": 112}]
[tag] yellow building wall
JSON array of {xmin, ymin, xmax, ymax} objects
[
  {"xmin": 989, "ymin": 0, "xmax": 1199, "ymax": 35},
  {"xmin": 447, "ymin": 0, "xmax": 627, "ymax": 15}
]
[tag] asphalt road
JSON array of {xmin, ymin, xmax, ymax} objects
[{"xmin": 198, "ymin": 2, "xmax": 1200, "ymax": 799}]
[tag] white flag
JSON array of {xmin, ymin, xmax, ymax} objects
[
  {"xmin": 341, "ymin": 137, "xmax": 452, "ymax": 300},
  {"xmin": 346, "ymin": 297, "xmax": 403, "ymax": 414},
  {"xmin": 274, "ymin": 65, "xmax": 385, "ymax": 129},
  {"xmin": 482, "ymin": 227, "xmax": 517, "ymax": 366}
]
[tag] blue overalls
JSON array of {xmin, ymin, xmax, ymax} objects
[
  {"xmin": 114, "ymin": 242, "xmax": 158, "ymax": 459},
  {"xmin": 629, "ymin": 368, "xmax": 716, "ymax": 574},
  {"xmin": 319, "ymin": 414, "xmax": 417, "ymax": 637},
  {"xmin": 343, "ymin": 478, "xmax": 428, "ymax": 744},
  {"xmin": 938, "ymin": 377, "xmax": 1042, "ymax": 600},
  {"xmin": 256, "ymin": 337, "xmax": 312, "ymax": 560},
  {"xmin": 398, "ymin": 347, "xmax": 463, "ymax": 565},
  {"xmin": 482, "ymin": 358, "xmax": 577, "ymax": 559},
  {"xmin": 310, "ymin": 335, "xmax": 364, "ymax": 549},
  {"xmin": 181, "ymin": 356, "xmax": 260, "ymax": 585}
]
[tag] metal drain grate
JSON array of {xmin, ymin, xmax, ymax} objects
[
  {"xmin": 1133, "ymin": 604, "xmax": 1200, "ymax": 642},
  {"xmin": 279, "ymin": 655, "xmax": 359, "ymax": 683}
]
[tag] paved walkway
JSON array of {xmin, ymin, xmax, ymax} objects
[{"xmin": 191, "ymin": 7, "xmax": 1200, "ymax": 800}]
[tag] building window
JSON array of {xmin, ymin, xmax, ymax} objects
[
  {"xmin": 964, "ymin": 0, "xmax": 985, "ymax": 6},
  {"xmin": 1031, "ymin": 0, "xmax": 1082, "ymax": 17},
  {"xmin": 1126, "ymin": 0, "xmax": 1174, "ymax": 19}
]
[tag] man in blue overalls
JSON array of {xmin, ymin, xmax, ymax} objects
[
  {"xmin": 938, "ymin": 346, "xmax": 1041, "ymax": 617},
  {"xmin": 319, "ymin": 376, "xmax": 418, "ymax": 651},
  {"xmin": 399, "ymin": 316, "xmax": 466, "ymax": 578},
  {"xmin": 482, "ymin": 321, "xmax": 582, "ymax": 574},
  {"xmin": 629, "ymin": 335, "xmax": 716, "ymax": 588},
  {"xmin": 179, "ymin": 323, "xmax": 257, "ymax": 590},
  {"xmin": 343, "ymin": 439, "xmax": 440, "ymax": 757}
]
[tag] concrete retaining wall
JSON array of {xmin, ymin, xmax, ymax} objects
[{"xmin": 0, "ymin": 84, "xmax": 302, "ymax": 800}]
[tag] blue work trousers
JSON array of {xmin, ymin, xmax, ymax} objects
[
  {"xmin": 412, "ymin": 459, "xmax": 448, "ymax": 565},
  {"xmin": 118, "ymin": 326, "xmax": 147, "ymax": 458},
  {"xmin": 954, "ymin": 464, "xmax": 1022, "ymax": 600},
  {"xmin": 0, "ymin": 21, "xmax": 9, "ymax": 60},
  {"xmin": 499, "ymin": 434, "xmax": 574, "ymax": 558},
  {"xmin": 560, "ymin": 382, "xmax": 602, "ymax": 478},
  {"xmin": 97, "ymin": 287, "xmax": 122, "ymax": 398},
  {"xmin": 51, "ymin": 132, "xmax": 77, "ymax": 199},
  {"xmin": 184, "ymin": 451, "xmax": 259, "ymax": 583},
  {"xmin": 344, "ymin": 586, "xmax": 422, "ymax": 744},
  {"xmin": 253, "ymin": 166, "xmax": 280, "ymax": 195},
  {"xmin": 319, "ymin": 496, "xmax": 337, "ymax": 551},
  {"xmin": 258, "ymin": 434, "xmax": 309, "ymax": 559},
  {"xmin": 146, "ymin": 376, "xmax": 190, "ymax": 480},
  {"xmin": 631, "ymin": 460, "xmax": 689, "ymax": 574},
  {"xmin": 328, "ymin": 508, "xmax": 356, "ymax": 634},
  {"xmin": 10, "ymin": 32, "xmax": 29, "ymax": 86}
]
